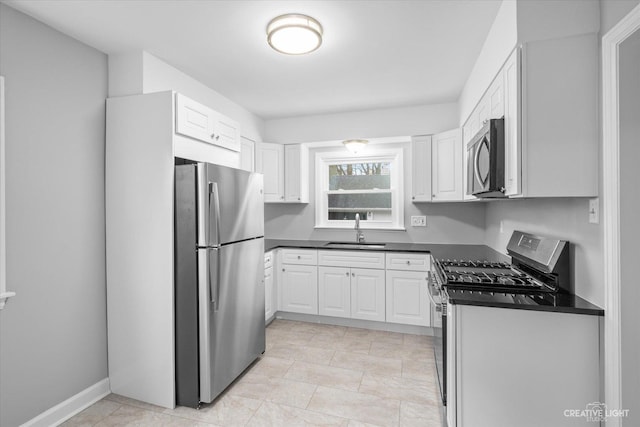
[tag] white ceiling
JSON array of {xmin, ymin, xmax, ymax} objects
[{"xmin": 4, "ymin": 0, "xmax": 502, "ymax": 119}]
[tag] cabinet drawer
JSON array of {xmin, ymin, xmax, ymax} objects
[
  {"xmin": 264, "ymin": 251, "xmax": 273, "ymax": 269},
  {"xmin": 386, "ymin": 253, "xmax": 431, "ymax": 271},
  {"xmin": 281, "ymin": 249, "xmax": 317, "ymax": 265},
  {"xmin": 318, "ymin": 250, "xmax": 385, "ymax": 269}
]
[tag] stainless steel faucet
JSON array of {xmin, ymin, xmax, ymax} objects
[{"xmin": 354, "ymin": 213, "xmax": 365, "ymax": 243}]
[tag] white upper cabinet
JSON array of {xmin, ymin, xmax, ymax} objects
[
  {"xmin": 240, "ymin": 137, "xmax": 255, "ymax": 172},
  {"xmin": 462, "ymin": 34, "xmax": 598, "ymax": 199},
  {"xmin": 503, "ymin": 49, "xmax": 521, "ymax": 197},
  {"xmin": 256, "ymin": 142, "xmax": 309, "ymax": 203},
  {"xmin": 431, "ymin": 128, "xmax": 463, "ymax": 201},
  {"xmin": 256, "ymin": 142, "xmax": 285, "ymax": 202},
  {"xmin": 284, "ymin": 144, "xmax": 309, "ymax": 203},
  {"xmin": 175, "ymin": 93, "xmax": 240, "ymax": 152},
  {"xmin": 411, "ymin": 135, "xmax": 432, "ymax": 202}
]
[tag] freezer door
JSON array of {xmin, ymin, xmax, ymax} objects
[
  {"xmin": 197, "ymin": 163, "xmax": 264, "ymax": 247},
  {"xmin": 198, "ymin": 238, "xmax": 265, "ymax": 403}
]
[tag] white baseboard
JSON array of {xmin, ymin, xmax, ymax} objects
[
  {"xmin": 275, "ymin": 311, "xmax": 434, "ymax": 336},
  {"xmin": 21, "ymin": 378, "xmax": 110, "ymax": 427}
]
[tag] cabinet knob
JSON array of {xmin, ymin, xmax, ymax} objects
[
  {"xmin": 412, "ymin": 196, "xmax": 415, "ymax": 200},
  {"xmin": 432, "ymin": 194, "xmax": 436, "ymax": 198},
  {"xmin": 297, "ymin": 197, "xmax": 301, "ymax": 201},
  {"xmin": 297, "ymin": 255, "xmax": 301, "ymax": 259},
  {"xmin": 352, "ymin": 273, "xmax": 355, "ymax": 277},
  {"xmin": 346, "ymin": 272, "xmax": 349, "ymax": 276},
  {"xmin": 406, "ymin": 261, "xmax": 411, "ymax": 265},
  {"xmin": 281, "ymin": 196, "xmax": 284, "ymax": 200},
  {"xmin": 282, "ymin": 268, "xmax": 285, "ymax": 272}
]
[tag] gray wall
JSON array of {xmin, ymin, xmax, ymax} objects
[
  {"xmin": 483, "ymin": 199, "xmax": 602, "ymax": 306},
  {"xmin": 265, "ymin": 143, "xmax": 487, "ymax": 244},
  {"xmin": 600, "ymin": 0, "xmax": 640, "ymax": 34},
  {"xmin": 0, "ymin": 4, "xmax": 108, "ymax": 426},
  {"xmin": 619, "ymin": 27, "xmax": 640, "ymax": 426}
]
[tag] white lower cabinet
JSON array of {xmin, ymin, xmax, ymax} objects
[
  {"xmin": 280, "ymin": 264, "xmax": 318, "ymax": 315},
  {"xmin": 264, "ymin": 265, "xmax": 274, "ymax": 320},
  {"xmin": 385, "ymin": 270, "xmax": 430, "ymax": 326},
  {"xmin": 447, "ymin": 304, "xmax": 601, "ymax": 427},
  {"xmin": 318, "ymin": 266, "xmax": 351, "ymax": 318},
  {"xmin": 350, "ymin": 268, "xmax": 386, "ymax": 322},
  {"xmin": 318, "ymin": 266, "xmax": 386, "ymax": 321}
]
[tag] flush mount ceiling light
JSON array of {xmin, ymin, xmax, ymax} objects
[
  {"xmin": 343, "ymin": 139, "xmax": 368, "ymax": 154},
  {"xmin": 267, "ymin": 13, "xmax": 323, "ymax": 55}
]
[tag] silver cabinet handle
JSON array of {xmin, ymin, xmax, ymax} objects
[
  {"xmin": 352, "ymin": 272, "xmax": 355, "ymax": 277},
  {"xmin": 297, "ymin": 255, "xmax": 301, "ymax": 259},
  {"xmin": 406, "ymin": 261, "xmax": 411, "ymax": 265},
  {"xmin": 282, "ymin": 268, "xmax": 285, "ymax": 272},
  {"xmin": 345, "ymin": 271, "xmax": 349, "ymax": 276}
]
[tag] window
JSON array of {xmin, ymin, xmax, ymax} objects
[{"xmin": 315, "ymin": 147, "xmax": 404, "ymax": 230}]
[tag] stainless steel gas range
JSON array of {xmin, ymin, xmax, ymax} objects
[{"xmin": 428, "ymin": 230, "xmax": 571, "ymax": 407}]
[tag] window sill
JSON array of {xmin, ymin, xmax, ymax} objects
[{"xmin": 314, "ymin": 226, "xmax": 406, "ymax": 231}]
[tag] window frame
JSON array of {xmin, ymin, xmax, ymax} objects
[{"xmin": 314, "ymin": 146, "xmax": 404, "ymax": 230}]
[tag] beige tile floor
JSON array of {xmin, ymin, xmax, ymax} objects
[{"xmin": 62, "ymin": 319, "xmax": 444, "ymax": 426}]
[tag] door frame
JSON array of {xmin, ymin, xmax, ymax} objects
[{"xmin": 602, "ymin": 4, "xmax": 640, "ymax": 424}]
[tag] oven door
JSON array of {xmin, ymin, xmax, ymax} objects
[
  {"xmin": 466, "ymin": 118, "xmax": 505, "ymax": 198},
  {"xmin": 428, "ymin": 272, "xmax": 446, "ymax": 405}
]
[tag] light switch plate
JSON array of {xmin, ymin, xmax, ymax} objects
[
  {"xmin": 411, "ymin": 216, "xmax": 427, "ymax": 227},
  {"xmin": 589, "ymin": 198, "xmax": 599, "ymax": 224}
]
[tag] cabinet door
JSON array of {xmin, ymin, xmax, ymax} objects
[
  {"xmin": 265, "ymin": 266, "xmax": 274, "ymax": 320},
  {"xmin": 175, "ymin": 93, "xmax": 217, "ymax": 144},
  {"xmin": 351, "ymin": 268, "xmax": 385, "ymax": 322},
  {"xmin": 411, "ymin": 135, "xmax": 432, "ymax": 202},
  {"xmin": 318, "ymin": 266, "xmax": 351, "ymax": 318},
  {"xmin": 280, "ymin": 264, "xmax": 318, "ymax": 315},
  {"xmin": 284, "ymin": 144, "xmax": 309, "ymax": 203},
  {"xmin": 212, "ymin": 113, "xmax": 241, "ymax": 152},
  {"xmin": 240, "ymin": 137, "xmax": 255, "ymax": 172},
  {"xmin": 256, "ymin": 143, "xmax": 285, "ymax": 202},
  {"xmin": 503, "ymin": 48, "xmax": 522, "ymax": 196},
  {"xmin": 432, "ymin": 128, "xmax": 463, "ymax": 201},
  {"xmin": 488, "ymin": 71, "xmax": 504, "ymax": 119},
  {"xmin": 385, "ymin": 270, "xmax": 430, "ymax": 326}
]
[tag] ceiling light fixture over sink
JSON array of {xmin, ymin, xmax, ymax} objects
[
  {"xmin": 343, "ymin": 139, "xmax": 368, "ymax": 154},
  {"xmin": 267, "ymin": 13, "xmax": 323, "ymax": 55}
]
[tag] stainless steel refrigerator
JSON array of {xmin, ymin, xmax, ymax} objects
[{"xmin": 175, "ymin": 162, "xmax": 265, "ymax": 408}]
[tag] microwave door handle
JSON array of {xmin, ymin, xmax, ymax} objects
[
  {"xmin": 474, "ymin": 139, "xmax": 489, "ymax": 187},
  {"xmin": 473, "ymin": 143, "xmax": 483, "ymax": 187}
]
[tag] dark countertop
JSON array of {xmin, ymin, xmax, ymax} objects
[
  {"xmin": 445, "ymin": 288, "xmax": 604, "ymax": 316},
  {"xmin": 264, "ymin": 238, "xmax": 603, "ymax": 316},
  {"xmin": 264, "ymin": 239, "xmax": 509, "ymax": 261}
]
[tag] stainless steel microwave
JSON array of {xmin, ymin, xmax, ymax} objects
[{"xmin": 466, "ymin": 118, "xmax": 506, "ymax": 198}]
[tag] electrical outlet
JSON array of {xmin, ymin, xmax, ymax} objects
[
  {"xmin": 589, "ymin": 198, "xmax": 599, "ymax": 224},
  {"xmin": 411, "ymin": 216, "xmax": 427, "ymax": 227}
]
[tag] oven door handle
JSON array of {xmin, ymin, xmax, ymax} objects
[{"xmin": 426, "ymin": 272, "xmax": 442, "ymax": 312}]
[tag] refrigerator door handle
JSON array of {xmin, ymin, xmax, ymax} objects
[
  {"xmin": 209, "ymin": 182, "xmax": 222, "ymax": 247},
  {"xmin": 209, "ymin": 248, "xmax": 221, "ymax": 309}
]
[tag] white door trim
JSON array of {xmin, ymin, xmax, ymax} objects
[{"xmin": 602, "ymin": 4, "xmax": 640, "ymax": 425}]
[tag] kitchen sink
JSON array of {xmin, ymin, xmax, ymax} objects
[{"xmin": 324, "ymin": 242, "xmax": 387, "ymax": 249}]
